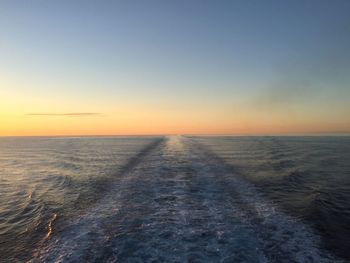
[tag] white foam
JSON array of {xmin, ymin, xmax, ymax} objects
[{"xmin": 31, "ymin": 136, "xmax": 343, "ymax": 262}]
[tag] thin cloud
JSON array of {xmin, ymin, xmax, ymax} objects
[{"xmin": 26, "ymin": 113, "xmax": 103, "ymax": 117}]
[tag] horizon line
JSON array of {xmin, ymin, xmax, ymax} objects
[{"xmin": 1, "ymin": 132, "xmax": 349, "ymax": 138}]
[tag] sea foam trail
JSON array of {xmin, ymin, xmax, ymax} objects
[{"xmin": 31, "ymin": 136, "xmax": 341, "ymax": 262}]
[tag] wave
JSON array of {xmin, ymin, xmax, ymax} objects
[{"xmin": 29, "ymin": 136, "xmax": 342, "ymax": 262}]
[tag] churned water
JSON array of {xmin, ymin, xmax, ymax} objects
[{"xmin": 0, "ymin": 136, "xmax": 349, "ymax": 262}]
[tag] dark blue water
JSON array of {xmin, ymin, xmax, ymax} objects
[
  {"xmin": 0, "ymin": 136, "xmax": 349, "ymax": 262},
  {"xmin": 191, "ymin": 136, "xmax": 350, "ymax": 261}
]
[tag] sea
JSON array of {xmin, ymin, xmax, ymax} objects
[{"xmin": 0, "ymin": 136, "xmax": 349, "ymax": 262}]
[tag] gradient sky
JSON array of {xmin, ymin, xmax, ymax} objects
[{"xmin": 1, "ymin": 0, "xmax": 349, "ymax": 135}]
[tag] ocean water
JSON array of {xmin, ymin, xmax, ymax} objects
[{"xmin": 0, "ymin": 136, "xmax": 349, "ymax": 262}]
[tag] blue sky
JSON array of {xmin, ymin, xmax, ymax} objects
[{"xmin": 1, "ymin": 0, "xmax": 349, "ymax": 135}]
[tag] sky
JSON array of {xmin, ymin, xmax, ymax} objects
[{"xmin": 1, "ymin": 0, "xmax": 349, "ymax": 136}]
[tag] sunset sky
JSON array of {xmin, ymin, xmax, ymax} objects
[{"xmin": 1, "ymin": 0, "xmax": 349, "ymax": 136}]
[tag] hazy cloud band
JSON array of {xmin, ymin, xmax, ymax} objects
[{"xmin": 26, "ymin": 113, "xmax": 103, "ymax": 117}]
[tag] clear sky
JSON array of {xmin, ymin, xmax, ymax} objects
[{"xmin": 1, "ymin": 0, "xmax": 349, "ymax": 135}]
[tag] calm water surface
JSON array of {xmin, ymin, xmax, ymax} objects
[{"xmin": 0, "ymin": 136, "xmax": 349, "ymax": 262}]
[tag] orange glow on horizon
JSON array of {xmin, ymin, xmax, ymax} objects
[
  {"xmin": 1, "ymin": 80, "xmax": 349, "ymax": 136},
  {"xmin": 1, "ymin": 112, "xmax": 349, "ymax": 136}
]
